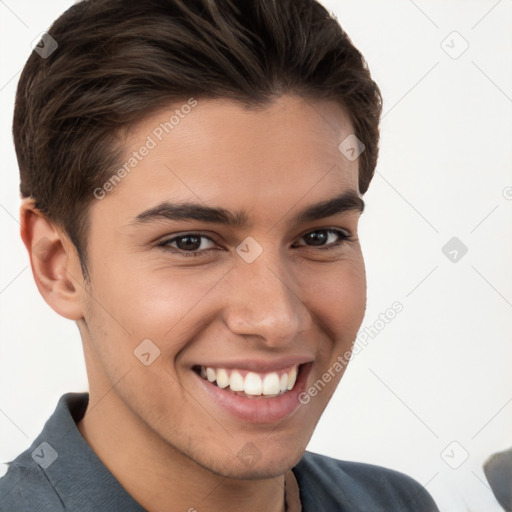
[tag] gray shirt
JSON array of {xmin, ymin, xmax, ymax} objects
[{"xmin": 0, "ymin": 393, "xmax": 439, "ymax": 511}]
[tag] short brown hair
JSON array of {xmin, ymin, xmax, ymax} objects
[{"xmin": 14, "ymin": 0, "xmax": 382, "ymax": 278}]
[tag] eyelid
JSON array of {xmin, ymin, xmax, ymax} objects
[
  {"xmin": 157, "ymin": 232, "xmax": 219, "ymax": 250},
  {"xmin": 292, "ymin": 227, "xmax": 352, "ymax": 248},
  {"xmin": 307, "ymin": 226, "xmax": 351, "ymax": 237}
]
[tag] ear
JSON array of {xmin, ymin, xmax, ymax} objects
[{"xmin": 20, "ymin": 198, "xmax": 85, "ymax": 321}]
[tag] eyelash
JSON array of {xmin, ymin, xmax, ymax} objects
[{"xmin": 157, "ymin": 229, "xmax": 352, "ymax": 257}]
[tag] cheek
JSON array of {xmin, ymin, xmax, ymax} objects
[
  {"xmin": 83, "ymin": 257, "xmax": 230, "ymax": 366},
  {"xmin": 297, "ymin": 260, "xmax": 366, "ymax": 410},
  {"xmin": 80, "ymin": 272, "xmax": 195, "ymax": 413},
  {"xmin": 304, "ymin": 256, "xmax": 366, "ymax": 335},
  {"xmin": 90, "ymin": 253, "xmax": 206, "ymax": 323}
]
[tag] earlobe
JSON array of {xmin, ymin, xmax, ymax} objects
[{"xmin": 20, "ymin": 198, "xmax": 85, "ymax": 321}]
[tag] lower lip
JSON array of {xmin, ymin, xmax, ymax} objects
[{"xmin": 194, "ymin": 363, "xmax": 312, "ymax": 424}]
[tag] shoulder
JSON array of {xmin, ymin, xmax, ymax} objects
[
  {"xmin": 0, "ymin": 393, "xmax": 89, "ymax": 512},
  {"xmin": 0, "ymin": 455, "xmax": 65, "ymax": 512},
  {"xmin": 293, "ymin": 451, "xmax": 439, "ymax": 512}
]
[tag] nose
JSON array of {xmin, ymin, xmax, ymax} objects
[{"xmin": 221, "ymin": 252, "xmax": 311, "ymax": 347}]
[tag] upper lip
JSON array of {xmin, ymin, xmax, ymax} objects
[{"xmin": 193, "ymin": 356, "xmax": 314, "ymax": 373}]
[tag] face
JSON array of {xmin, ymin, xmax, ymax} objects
[{"xmin": 77, "ymin": 95, "xmax": 366, "ymax": 479}]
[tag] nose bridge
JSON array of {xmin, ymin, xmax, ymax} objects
[{"xmin": 224, "ymin": 247, "xmax": 309, "ymax": 343}]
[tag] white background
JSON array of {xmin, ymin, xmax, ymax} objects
[{"xmin": 1, "ymin": 1, "xmax": 511, "ymax": 511}]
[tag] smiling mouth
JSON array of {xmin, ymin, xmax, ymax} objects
[{"xmin": 192, "ymin": 364, "xmax": 301, "ymax": 399}]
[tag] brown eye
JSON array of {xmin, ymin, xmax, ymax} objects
[
  {"xmin": 174, "ymin": 235, "xmax": 202, "ymax": 251},
  {"xmin": 159, "ymin": 233, "xmax": 217, "ymax": 254},
  {"xmin": 304, "ymin": 231, "xmax": 329, "ymax": 246},
  {"xmin": 295, "ymin": 229, "xmax": 350, "ymax": 248}
]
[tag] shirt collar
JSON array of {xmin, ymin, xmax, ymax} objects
[{"xmin": 33, "ymin": 392, "xmax": 145, "ymax": 511}]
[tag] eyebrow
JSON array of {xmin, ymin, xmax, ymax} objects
[{"xmin": 130, "ymin": 189, "xmax": 364, "ymax": 228}]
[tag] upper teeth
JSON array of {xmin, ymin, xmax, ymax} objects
[{"xmin": 199, "ymin": 365, "xmax": 298, "ymax": 396}]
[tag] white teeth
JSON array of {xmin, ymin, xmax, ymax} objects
[
  {"xmin": 216, "ymin": 368, "xmax": 229, "ymax": 388},
  {"xmin": 286, "ymin": 366, "xmax": 297, "ymax": 390},
  {"xmin": 244, "ymin": 372, "xmax": 263, "ymax": 395},
  {"xmin": 279, "ymin": 373, "xmax": 288, "ymax": 393},
  {"xmin": 263, "ymin": 373, "xmax": 280, "ymax": 395},
  {"xmin": 198, "ymin": 365, "xmax": 300, "ymax": 396},
  {"xmin": 206, "ymin": 367, "xmax": 216, "ymax": 383},
  {"xmin": 229, "ymin": 371, "xmax": 245, "ymax": 392}
]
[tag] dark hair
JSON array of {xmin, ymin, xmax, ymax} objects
[{"xmin": 14, "ymin": 0, "xmax": 382, "ymax": 279}]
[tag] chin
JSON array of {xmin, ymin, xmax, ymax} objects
[{"xmin": 193, "ymin": 445, "xmax": 306, "ymax": 480}]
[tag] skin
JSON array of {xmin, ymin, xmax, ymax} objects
[{"xmin": 21, "ymin": 95, "xmax": 367, "ymax": 512}]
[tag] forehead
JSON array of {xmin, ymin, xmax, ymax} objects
[{"xmin": 91, "ymin": 95, "xmax": 360, "ymax": 227}]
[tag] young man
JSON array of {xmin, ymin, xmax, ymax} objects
[{"xmin": 0, "ymin": 0, "xmax": 439, "ymax": 510}]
